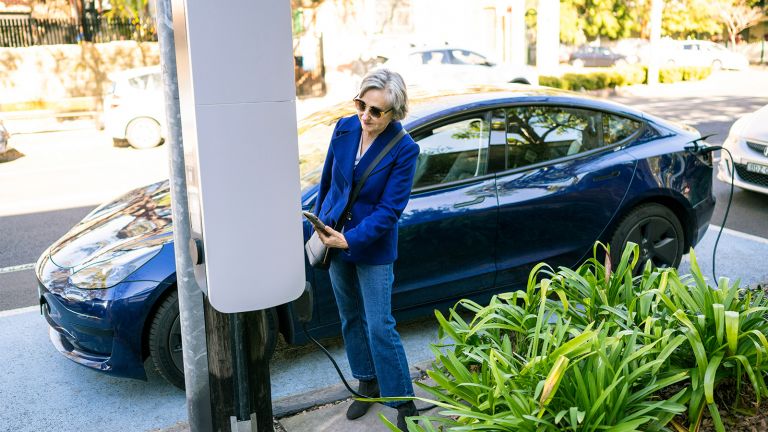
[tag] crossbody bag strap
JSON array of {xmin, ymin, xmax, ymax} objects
[{"xmin": 334, "ymin": 128, "xmax": 407, "ymax": 230}]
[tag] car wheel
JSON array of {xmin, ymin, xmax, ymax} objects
[
  {"xmin": 614, "ymin": 59, "xmax": 628, "ymax": 68},
  {"xmin": 571, "ymin": 59, "xmax": 585, "ymax": 68},
  {"xmin": 148, "ymin": 291, "xmax": 186, "ymax": 389},
  {"xmin": 125, "ymin": 117, "xmax": 163, "ymax": 149},
  {"xmin": 148, "ymin": 291, "xmax": 280, "ymax": 390},
  {"xmin": 510, "ymin": 78, "xmax": 531, "ymax": 85},
  {"xmin": 711, "ymin": 60, "xmax": 722, "ymax": 71},
  {"xmin": 609, "ymin": 204, "xmax": 685, "ymax": 273}
]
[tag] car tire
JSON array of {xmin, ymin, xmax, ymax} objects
[
  {"xmin": 711, "ymin": 60, "xmax": 722, "ymax": 71},
  {"xmin": 148, "ymin": 291, "xmax": 280, "ymax": 390},
  {"xmin": 571, "ymin": 59, "xmax": 585, "ymax": 68},
  {"xmin": 125, "ymin": 117, "xmax": 163, "ymax": 150},
  {"xmin": 510, "ymin": 78, "xmax": 531, "ymax": 85},
  {"xmin": 609, "ymin": 204, "xmax": 685, "ymax": 273},
  {"xmin": 614, "ymin": 59, "xmax": 628, "ymax": 68},
  {"xmin": 148, "ymin": 291, "xmax": 186, "ymax": 389}
]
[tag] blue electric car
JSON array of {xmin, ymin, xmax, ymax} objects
[{"xmin": 37, "ymin": 86, "xmax": 716, "ymax": 388}]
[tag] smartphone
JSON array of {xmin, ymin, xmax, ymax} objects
[{"xmin": 302, "ymin": 211, "xmax": 328, "ymax": 233}]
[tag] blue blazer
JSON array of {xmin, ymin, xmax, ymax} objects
[{"xmin": 315, "ymin": 115, "xmax": 419, "ymax": 265}]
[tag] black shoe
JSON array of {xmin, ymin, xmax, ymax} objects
[
  {"xmin": 396, "ymin": 401, "xmax": 418, "ymax": 431},
  {"xmin": 346, "ymin": 379, "xmax": 379, "ymax": 420}
]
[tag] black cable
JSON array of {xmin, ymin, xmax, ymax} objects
[
  {"xmin": 712, "ymin": 147, "xmax": 735, "ymax": 282},
  {"xmin": 301, "ymin": 322, "xmax": 437, "ymax": 412}
]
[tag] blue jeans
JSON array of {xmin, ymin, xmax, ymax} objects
[{"xmin": 328, "ymin": 254, "xmax": 414, "ymax": 407}]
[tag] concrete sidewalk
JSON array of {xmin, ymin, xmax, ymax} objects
[{"xmin": 277, "ymin": 378, "xmax": 441, "ymax": 432}]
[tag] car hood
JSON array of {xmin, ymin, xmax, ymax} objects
[
  {"xmin": 739, "ymin": 105, "xmax": 768, "ymax": 141},
  {"xmin": 47, "ymin": 180, "xmax": 173, "ymax": 269}
]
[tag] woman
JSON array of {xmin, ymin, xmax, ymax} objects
[{"xmin": 313, "ymin": 68, "xmax": 420, "ymax": 430}]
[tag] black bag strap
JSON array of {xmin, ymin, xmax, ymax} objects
[{"xmin": 334, "ymin": 128, "xmax": 407, "ymax": 230}]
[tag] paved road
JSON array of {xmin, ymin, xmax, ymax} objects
[{"xmin": 1, "ymin": 69, "xmax": 767, "ymax": 432}]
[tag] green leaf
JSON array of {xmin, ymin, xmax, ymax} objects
[
  {"xmin": 704, "ymin": 352, "xmax": 723, "ymax": 404},
  {"xmin": 712, "ymin": 303, "xmax": 725, "ymax": 346},
  {"xmin": 725, "ymin": 310, "xmax": 739, "ymax": 356}
]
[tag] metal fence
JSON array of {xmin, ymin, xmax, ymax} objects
[{"xmin": 0, "ymin": 16, "xmax": 157, "ymax": 47}]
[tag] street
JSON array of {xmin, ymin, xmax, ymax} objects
[{"xmin": 1, "ymin": 69, "xmax": 767, "ymax": 432}]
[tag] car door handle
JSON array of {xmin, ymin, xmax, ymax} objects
[
  {"xmin": 593, "ymin": 170, "xmax": 620, "ymax": 182},
  {"xmin": 453, "ymin": 196, "xmax": 486, "ymax": 208}
]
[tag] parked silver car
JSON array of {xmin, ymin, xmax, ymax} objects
[
  {"xmin": 384, "ymin": 47, "xmax": 537, "ymax": 88},
  {"xmin": 718, "ymin": 104, "xmax": 768, "ymax": 195},
  {"xmin": 103, "ymin": 66, "xmax": 166, "ymax": 149}
]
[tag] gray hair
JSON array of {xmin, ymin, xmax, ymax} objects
[{"xmin": 358, "ymin": 68, "xmax": 408, "ymax": 120}]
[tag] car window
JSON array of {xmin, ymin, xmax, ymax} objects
[
  {"xmin": 603, "ymin": 113, "xmax": 642, "ymax": 144},
  {"xmin": 128, "ymin": 75, "xmax": 149, "ymax": 90},
  {"xmin": 419, "ymin": 50, "xmax": 446, "ymax": 65},
  {"xmin": 450, "ymin": 50, "xmax": 487, "ymax": 65},
  {"xmin": 502, "ymin": 106, "xmax": 602, "ymax": 170},
  {"xmin": 412, "ymin": 116, "xmax": 490, "ymax": 189}
]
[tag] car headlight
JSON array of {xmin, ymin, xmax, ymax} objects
[{"xmin": 68, "ymin": 245, "xmax": 162, "ymax": 289}]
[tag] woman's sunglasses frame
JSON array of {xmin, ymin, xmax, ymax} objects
[{"xmin": 353, "ymin": 97, "xmax": 393, "ymax": 119}]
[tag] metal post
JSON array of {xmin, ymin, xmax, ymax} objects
[{"xmin": 155, "ymin": 1, "xmax": 212, "ymax": 431}]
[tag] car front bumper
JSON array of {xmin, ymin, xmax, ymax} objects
[
  {"xmin": 718, "ymin": 156, "xmax": 768, "ymax": 195},
  {"xmin": 37, "ymin": 275, "xmax": 161, "ymax": 380}
]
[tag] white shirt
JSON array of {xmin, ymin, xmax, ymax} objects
[{"xmin": 354, "ymin": 134, "xmax": 370, "ymax": 167}]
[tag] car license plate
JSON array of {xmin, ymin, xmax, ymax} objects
[{"xmin": 746, "ymin": 162, "xmax": 768, "ymax": 175}]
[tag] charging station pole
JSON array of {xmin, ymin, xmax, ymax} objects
[
  {"xmin": 166, "ymin": 1, "xmax": 305, "ymax": 431},
  {"xmin": 155, "ymin": 1, "xmax": 212, "ymax": 430}
]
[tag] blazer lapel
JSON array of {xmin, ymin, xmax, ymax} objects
[
  {"xmin": 330, "ymin": 118, "xmax": 361, "ymax": 185},
  {"xmin": 354, "ymin": 121, "xmax": 402, "ymax": 181}
]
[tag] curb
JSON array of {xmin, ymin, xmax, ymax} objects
[
  {"xmin": 273, "ymin": 358, "xmax": 433, "ymax": 418},
  {"xmin": 151, "ymin": 359, "xmax": 436, "ymax": 432}
]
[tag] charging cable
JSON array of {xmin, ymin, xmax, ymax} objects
[
  {"xmin": 301, "ymin": 322, "xmax": 436, "ymax": 411},
  {"xmin": 684, "ymin": 137, "xmax": 735, "ymax": 282}
]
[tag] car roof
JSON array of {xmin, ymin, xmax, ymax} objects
[
  {"xmin": 299, "ymin": 84, "xmax": 654, "ymax": 131},
  {"xmin": 402, "ymin": 85, "xmax": 649, "ymax": 124}
]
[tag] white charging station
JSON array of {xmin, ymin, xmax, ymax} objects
[{"xmin": 171, "ymin": 0, "xmax": 305, "ymax": 313}]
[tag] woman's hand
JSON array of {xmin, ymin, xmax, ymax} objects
[{"xmin": 316, "ymin": 225, "xmax": 349, "ymax": 250}]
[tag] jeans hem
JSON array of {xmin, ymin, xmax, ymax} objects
[{"xmin": 352, "ymin": 374, "xmax": 377, "ymax": 381}]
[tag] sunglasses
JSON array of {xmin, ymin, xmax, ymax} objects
[{"xmin": 353, "ymin": 97, "xmax": 393, "ymax": 119}]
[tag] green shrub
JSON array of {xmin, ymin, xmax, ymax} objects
[
  {"xmin": 382, "ymin": 243, "xmax": 768, "ymax": 432},
  {"xmin": 539, "ymin": 65, "xmax": 710, "ymax": 92}
]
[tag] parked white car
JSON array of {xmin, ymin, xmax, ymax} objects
[
  {"xmin": 0, "ymin": 120, "xmax": 9, "ymax": 153},
  {"xmin": 103, "ymin": 66, "xmax": 166, "ymax": 149},
  {"xmin": 717, "ymin": 104, "xmax": 768, "ymax": 195},
  {"xmin": 384, "ymin": 47, "xmax": 537, "ymax": 89},
  {"xmin": 657, "ymin": 40, "xmax": 749, "ymax": 70}
]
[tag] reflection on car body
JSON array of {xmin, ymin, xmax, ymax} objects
[{"xmin": 37, "ymin": 85, "xmax": 715, "ymax": 389}]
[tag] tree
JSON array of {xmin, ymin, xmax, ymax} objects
[
  {"xmin": 662, "ymin": 0, "xmax": 722, "ymax": 39},
  {"xmin": 102, "ymin": 0, "xmax": 151, "ymax": 20},
  {"xmin": 559, "ymin": 0, "xmax": 642, "ymax": 43},
  {"xmin": 712, "ymin": 0, "xmax": 766, "ymax": 46}
]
